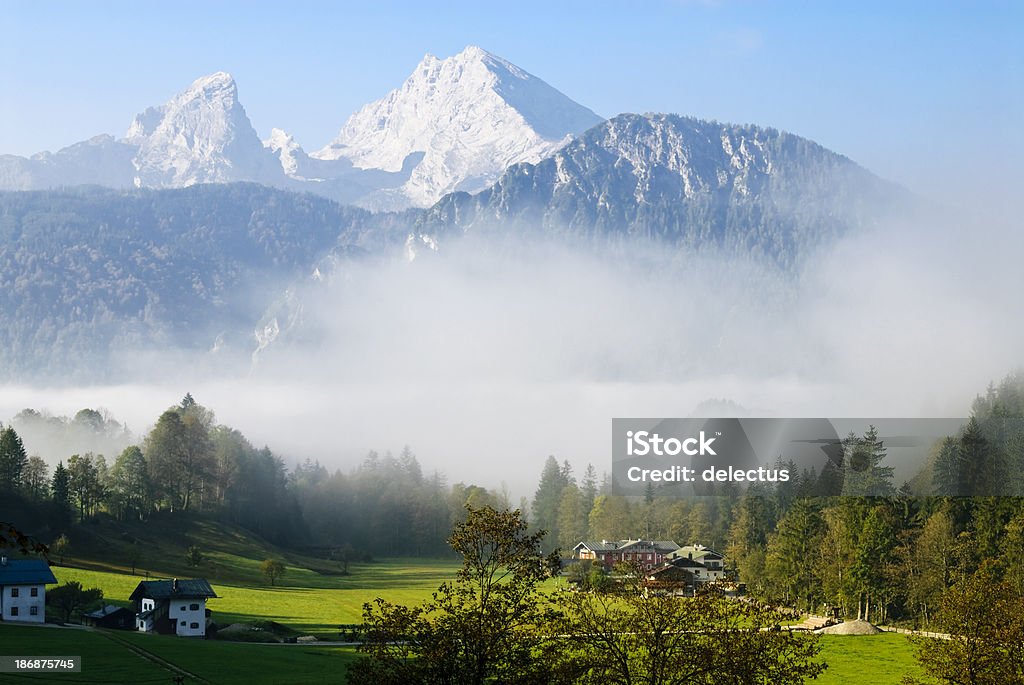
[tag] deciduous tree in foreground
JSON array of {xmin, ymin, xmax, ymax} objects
[
  {"xmin": 904, "ymin": 567, "xmax": 1024, "ymax": 685},
  {"xmin": 347, "ymin": 505, "xmax": 826, "ymax": 685},
  {"xmin": 348, "ymin": 505, "xmax": 560, "ymax": 684},
  {"xmin": 551, "ymin": 568, "xmax": 825, "ymax": 685}
]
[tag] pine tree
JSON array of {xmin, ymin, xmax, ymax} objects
[
  {"xmin": 933, "ymin": 436, "xmax": 964, "ymax": 496},
  {"xmin": 51, "ymin": 461, "xmax": 72, "ymax": 522},
  {"xmin": 766, "ymin": 499, "xmax": 825, "ymax": 610},
  {"xmin": 531, "ymin": 455, "xmax": 570, "ymax": 549},
  {"xmin": 959, "ymin": 416, "xmax": 1005, "ymax": 496},
  {"xmin": 840, "ymin": 426, "xmax": 894, "ymax": 496},
  {"xmin": 0, "ymin": 426, "xmax": 28, "ymax": 491}
]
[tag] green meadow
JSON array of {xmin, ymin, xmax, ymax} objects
[
  {"xmin": 54, "ymin": 558, "xmax": 460, "ymax": 634},
  {"xmin": 0, "ymin": 623, "xmax": 359, "ymax": 684},
  {"xmin": 18, "ymin": 515, "xmax": 928, "ymax": 683},
  {"xmin": 816, "ymin": 633, "xmax": 922, "ymax": 684},
  {"xmin": 0, "ymin": 622, "xmax": 926, "ymax": 684}
]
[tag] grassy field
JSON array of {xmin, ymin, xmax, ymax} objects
[
  {"xmin": 0, "ymin": 623, "xmax": 359, "ymax": 684},
  {"xmin": 24, "ymin": 515, "xmax": 927, "ymax": 682},
  {"xmin": 54, "ymin": 558, "xmax": 460, "ymax": 634},
  {"xmin": 57, "ymin": 514, "xmax": 398, "ymax": 588},
  {"xmin": 0, "ymin": 623, "xmax": 926, "ymax": 684},
  {"xmin": 816, "ymin": 633, "xmax": 922, "ymax": 684},
  {"xmin": 45, "ymin": 513, "xmax": 462, "ymax": 634}
]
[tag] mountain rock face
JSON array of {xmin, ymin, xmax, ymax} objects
[
  {"xmin": 126, "ymin": 72, "xmax": 283, "ymax": 187},
  {"xmin": 0, "ymin": 49, "xmax": 601, "ymax": 210},
  {"xmin": 311, "ymin": 46, "xmax": 604, "ymax": 209},
  {"xmin": 0, "ymin": 73, "xmax": 285, "ymax": 192},
  {"xmin": 0, "ymin": 54, "xmax": 919, "ymax": 379},
  {"xmin": 416, "ymin": 113, "xmax": 907, "ymax": 265},
  {"xmin": 264, "ymin": 128, "xmax": 305, "ymax": 177}
]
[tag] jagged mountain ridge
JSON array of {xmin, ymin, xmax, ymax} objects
[
  {"xmin": 125, "ymin": 71, "xmax": 284, "ymax": 188},
  {"xmin": 414, "ymin": 113, "xmax": 907, "ymax": 266},
  {"xmin": 255, "ymin": 116, "xmax": 913, "ymax": 362},
  {"xmin": 0, "ymin": 47, "xmax": 603, "ymax": 210},
  {"xmin": 311, "ymin": 46, "xmax": 603, "ymax": 209},
  {"xmin": 0, "ymin": 52, "xmax": 919, "ymax": 380},
  {"xmin": 0, "ymin": 72, "xmax": 288, "ymax": 192}
]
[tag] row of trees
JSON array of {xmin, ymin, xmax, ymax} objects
[
  {"xmin": 290, "ymin": 447, "xmax": 515, "ymax": 557},
  {"xmin": 6, "ymin": 394, "xmax": 515, "ymax": 556},
  {"xmin": 6, "ymin": 394, "xmax": 301, "ymax": 545}
]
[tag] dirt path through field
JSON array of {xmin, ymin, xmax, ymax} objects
[{"xmin": 96, "ymin": 629, "xmax": 211, "ymax": 683}]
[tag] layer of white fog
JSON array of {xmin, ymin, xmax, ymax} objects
[{"xmin": 2, "ymin": 203, "xmax": 1022, "ymax": 495}]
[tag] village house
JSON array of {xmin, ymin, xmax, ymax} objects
[
  {"xmin": 0, "ymin": 554, "xmax": 57, "ymax": 623},
  {"xmin": 638, "ymin": 545, "xmax": 737, "ymax": 596},
  {"xmin": 572, "ymin": 539, "xmax": 680, "ymax": 570},
  {"xmin": 644, "ymin": 562, "xmax": 698, "ymax": 594},
  {"xmin": 84, "ymin": 604, "xmax": 136, "ymax": 630},
  {"xmin": 130, "ymin": 578, "xmax": 217, "ymax": 637},
  {"xmin": 668, "ymin": 544, "xmax": 728, "ymax": 583}
]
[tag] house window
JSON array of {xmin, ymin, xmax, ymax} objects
[
  {"xmin": 30, "ymin": 587, "xmax": 38, "ymax": 597},
  {"xmin": 190, "ymin": 603, "xmax": 199, "ymax": 611},
  {"xmin": 10, "ymin": 588, "xmax": 19, "ymax": 597},
  {"xmin": 10, "ymin": 606, "xmax": 18, "ymax": 617},
  {"xmin": 30, "ymin": 606, "xmax": 38, "ymax": 616},
  {"xmin": 180, "ymin": 605, "xmax": 186, "ymax": 611},
  {"xmin": 190, "ymin": 622, "xmax": 199, "ymax": 629},
  {"xmin": 180, "ymin": 620, "xmax": 186, "ymax": 626}
]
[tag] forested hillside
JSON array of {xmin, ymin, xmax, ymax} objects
[
  {"xmin": 417, "ymin": 114, "xmax": 911, "ymax": 267},
  {"xmin": 0, "ymin": 185, "xmax": 412, "ymax": 379}
]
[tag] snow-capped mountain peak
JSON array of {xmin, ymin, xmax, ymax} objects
[
  {"xmin": 311, "ymin": 45, "xmax": 603, "ymax": 209},
  {"xmin": 126, "ymin": 71, "xmax": 281, "ymax": 188}
]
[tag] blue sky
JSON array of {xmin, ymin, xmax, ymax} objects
[{"xmin": 1, "ymin": 1, "xmax": 1021, "ymax": 200}]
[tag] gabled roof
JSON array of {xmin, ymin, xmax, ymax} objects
[
  {"xmin": 619, "ymin": 539, "xmax": 680, "ymax": 554},
  {"xmin": 0, "ymin": 558, "xmax": 57, "ymax": 585},
  {"xmin": 668, "ymin": 556, "xmax": 707, "ymax": 570},
  {"xmin": 574, "ymin": 541, "xmax": 621, "ymax": 552},
  {"xmin": 129, "ymin": 579, "xmax": 217, "ymax": 601},
  {"xmin": 85, "ymin": 604, "xmax": 134, "ymax": 619},
  {"xmin": 673, "ymin": 545, "xmax": 724, "ymax": 561},
  {"xmin": 575, "ymin": 539, "xmax": 680, "ymax": 553},
  {"xmin": 648, "ymin": 564, "xmax": 696, "ymax": 580}
]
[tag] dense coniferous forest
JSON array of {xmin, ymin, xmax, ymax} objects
[{"xmin": 3, "ymin": 373, "xmax": 1024, "ymax": 628}]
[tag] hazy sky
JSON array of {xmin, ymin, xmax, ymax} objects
[{"xmin": 1, "ymin": 2, "xmax": 1021, "ymax": 202}]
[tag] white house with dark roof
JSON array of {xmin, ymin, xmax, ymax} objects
[
  {"xmin": 130, "ymin": 578, "xmax": 217, "ymax": 637},
  {"xmin": 0, "ymin": 555, "xmax": 57, "ymax": 623},
  {"xmin": 669, "ymin": 544, "xmax": 727, "ymax": 582}
]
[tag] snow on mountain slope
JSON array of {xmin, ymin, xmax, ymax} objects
[
  {"xmin": 126, "ymin": 72, "xmax": 283, "ymax": 188},
  {"xmin": 312, "ymin": 45, "xmax": 604, "ymax": 209},
  {"xmin": 265, "ymin": 128, "xmax": 305, "ymax": 177}
]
